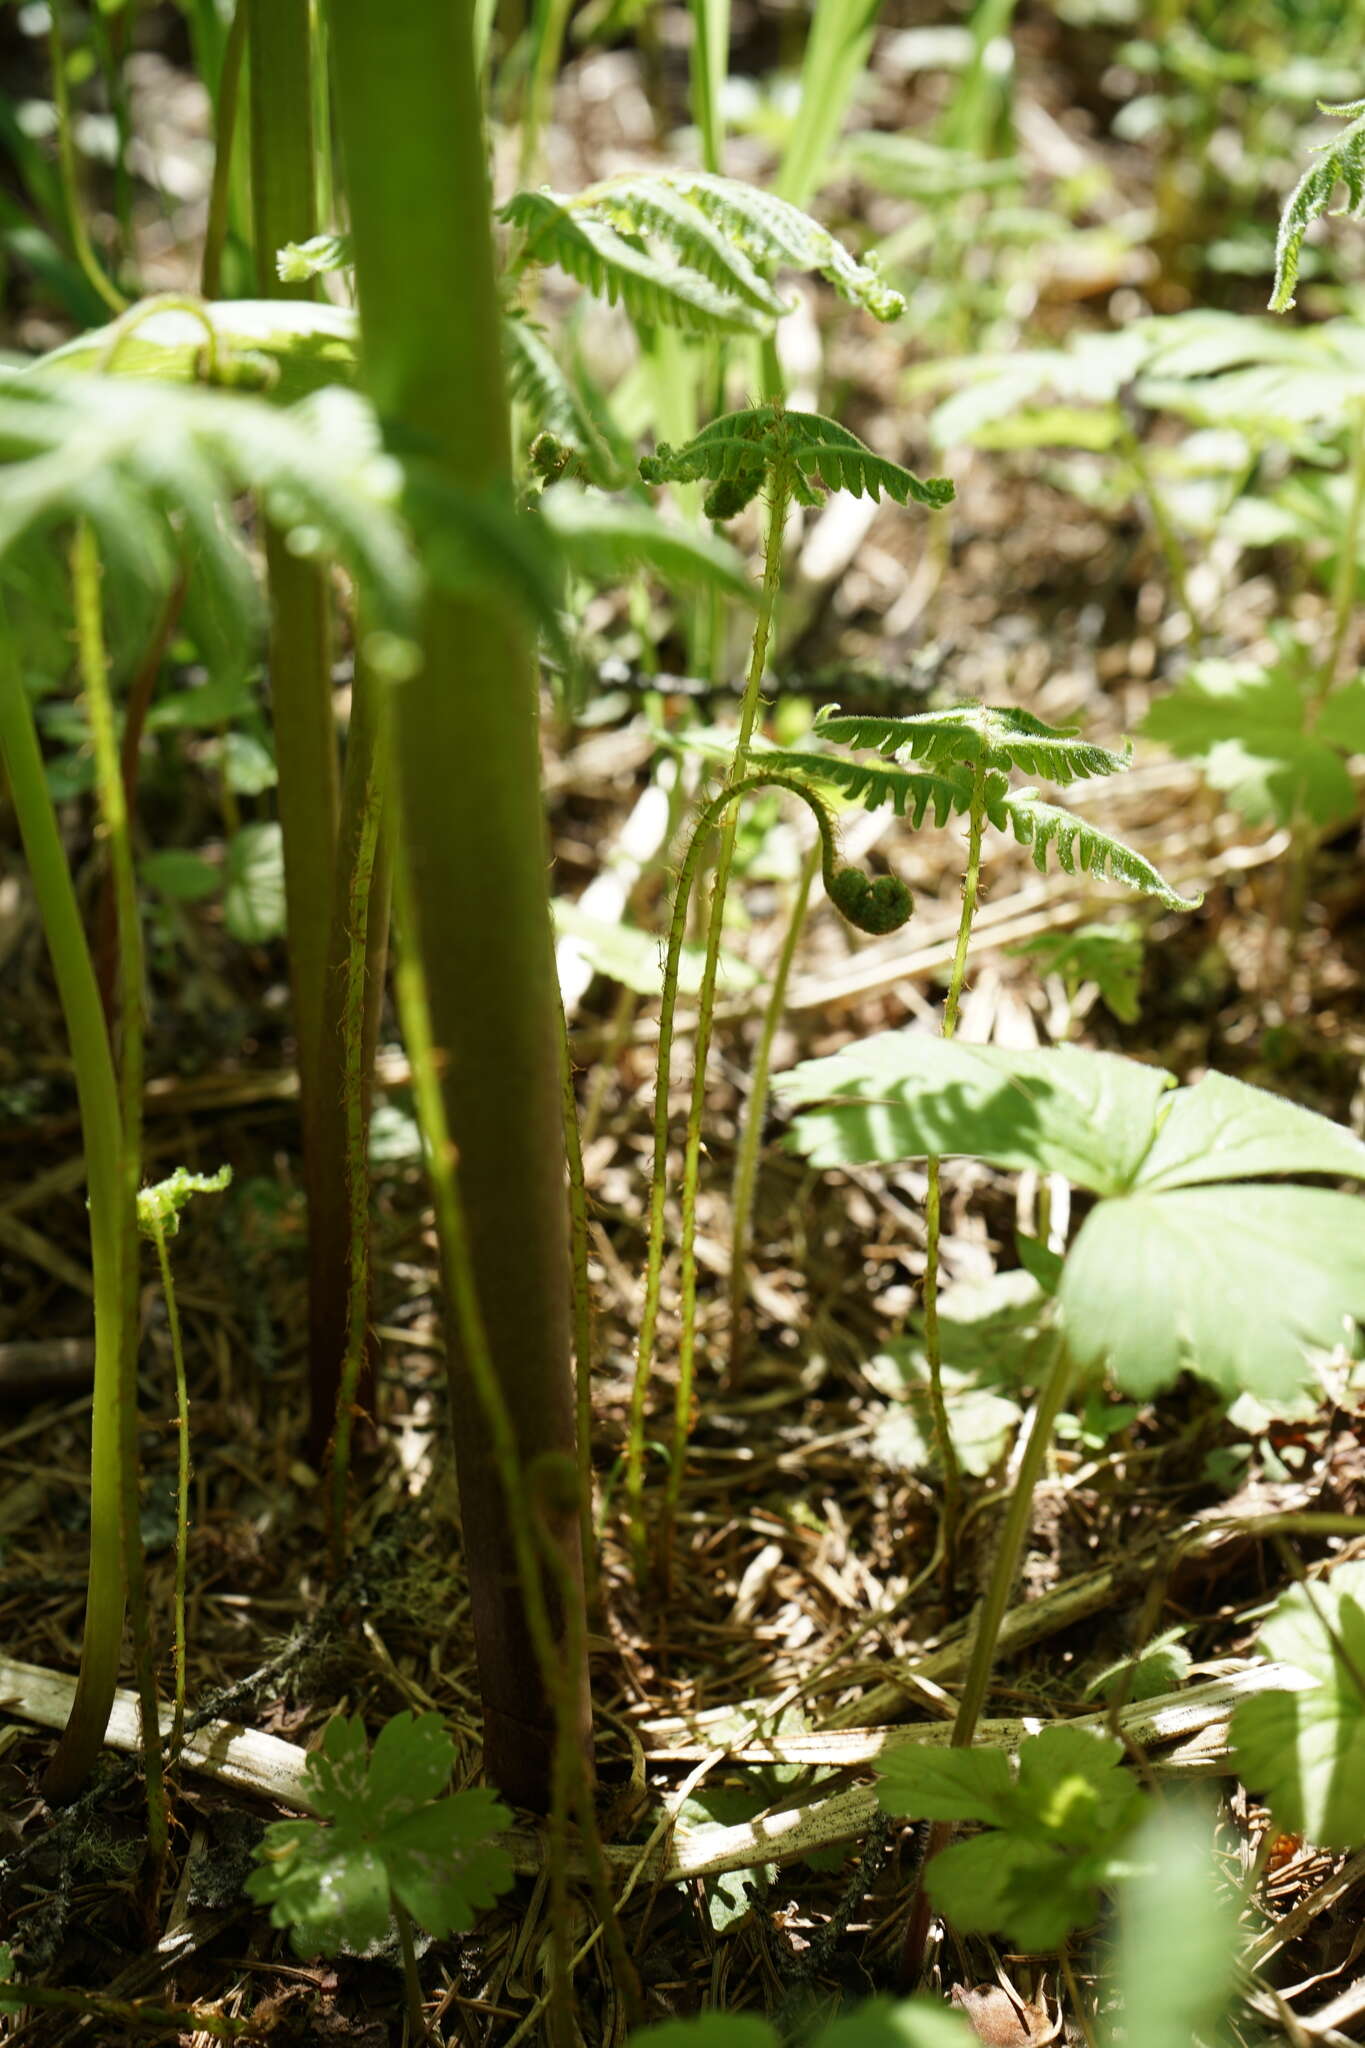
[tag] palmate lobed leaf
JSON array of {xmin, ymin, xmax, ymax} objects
[
  {"xmin": 1060, "ymin": 1184, "xmax": 1365, "ymax": 1399},
  {"xmin": 775, "ymin": 1035, "xmax": 1175, "ymax": 1196},
  {"xmin": 247, "ymin": 1713, "xmax": 514, "ymax": 1957},
  {"xmin": 1232, "ymin": 1563, "xmax": 1365, "ymax": 1847},
  {"xmin": 878, "ymin": 1725, "xmax": 1144, "ymax": 1949},
  {"xmin": 1143, "ymin": 649, "xmax": 1365, "ymax": 831},
  {"xmin": 780, "ymin": 1038, "xmax": 1365, "ymax": 1401}
]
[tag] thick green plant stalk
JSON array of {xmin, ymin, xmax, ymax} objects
[
  {"xmin": 0, "ymin": 621, "xmax": 125, "ymax": 1802},
  {"xmin": 520, "ymin": 0, "xmax": 575, "ymax": 184},
  {"xmin": 690, "ymin": 0, "xmax": 730, "ymax": 176},
  {"xmin": 920, "ymin": 757, "xmax": 988, "ymax": 1587},
  {"xmin": 327, "ymin": 0, "xmax": 590, "ymax": 1806},
  {"xmin": 727, "ymin": 837, "xmax": 819, "ymax": 1381},
  {"xmin": 623, "ymin": 480, "xmax": 791, "ymax": 1567},
  {"xmin": 246, "ymin": 0, "xmax": 346, "ymax": 1461},
  {"xmin": 70, "ymin": 524, "xmax": 166, "ymax": 1884}
]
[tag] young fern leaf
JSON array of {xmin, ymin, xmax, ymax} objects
[
  {"xmin": 1272, "ymin": 97, "xmax": 1365, "ymax": 312},
  {"xmin": 503, "ymin": 314, "xmax": 621, "ymax": 487},
  {"xmin": 640, "ymin": 404, "xmax": 953, "ymax": 520},
  {"xmin": 814, "ymin": 704, "xmax": 1131, "ymax": 782},
  {"xmin": 578, "ymin": 169, "xmax": 905, "ymax": 322},
  {"xmin": 277, "ymin": 231, "xmax": 354, "ymax": 284},
  {"xmin": 501, "ymin": 190, "xmax": 770, "ymax": 336},
  {"xmin": 756, "ymin": 745, "xmax": 971, "ymax": 829},
  {"xmin": 987, "ymin": 783, "xmax": 1201, "ymax": 911}
]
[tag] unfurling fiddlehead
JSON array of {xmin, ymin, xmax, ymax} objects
[{"xmin": 625, "ymin": 767, "xmax": 912, "ymax": 1573}]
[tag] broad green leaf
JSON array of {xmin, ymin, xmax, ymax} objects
[
  {"xmin": 38, "ymin": 298, "xmax": 359, "ymax": 402},
  {"xmin": 1061, "ymin": 1184, "xmax": 1365, "ymax": 1398},
  {"xmin": 876, "ymin": 1744, "xmax": 1015, "ymax": 1826},
  {"xmin": 223, "ymin": 822, "xmax": 286, "ymax": 944},
  {"xmin": 1142, "ymin": 653, "xmax": 1359, "ymax": 830},
  {"xmin": 246, "ymin": 1712, "xmax": 513, "ymax": 1957},
  {"xmin": 1113, "ymin": 1802, "xmax": 1239, "ymax": 2048},
  {"xmin": 676, "ymin": 1784, "xmax": 777, "ymax": 1932},
  {"xmin": 1014, "ymin": 1724, "xmax": 1136, "ymax": 1835},
  {"xmin": 1137, "ymin": 1070, "xmax": 1365, "ymax": 1191},
  {"xmin": 813, "ymin": 1999, "xmax": 973, "ymax": 2048},
  {"xmin": 1232, "ymin": 1563, "xmax": 1365, "ymax": 1847},
  {"xmin": 775, "ymin": 1035, "xmax": 1174, "ymax": 1197}
]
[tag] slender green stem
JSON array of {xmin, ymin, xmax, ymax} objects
[
  {"xmin": 921, "ymin": 760, "xmax": 987, "ymax": 1585},
  {"xmin": 620, "ymin": 470, "xmax": 786, "ymax": 1563},
  {"xmin": 73, "ymin": 523, "xmax": 166, "ymax": 1890},
  {"xmin": 0, "ymin": 614, "xmax": 125, "ymax": 1804},
  {"xmin": 622, "ymin": 763, "xmax": 907, "ymax": 1572},
  {"xmin": 392, "ymin": 1896, "xmax": 432, "ymax": 2045},
  {"xmin": 48, "ymin": 0, "xmax": 126, "ymax": 314},
  {"xmin": 146, "ymin": 1214, "xmax": 190, "ymax": 1758},
  {"xmin": 0, "ymin": 1978, "xmax": 254, "ymax": 2039},
  {"xmin": 1116, "ymin": 416, "xmax": 1201, "ymax": 650},
  {"xmin": 901, "ymin": 1327, "xmax": 1072, "ymax": 1985},
  {"xmin": 559, "ymin": 1006, "xmax": 598, "ymax": 1613},
  {"xmin": 951, "ymin": 1329, "xmax": 1071, "ymax": 1750},
  {"xmin": 519, "ymin": 0, "xmax": 574, "ymax": 184},
  {"xmin": 201, "ymin": 0, "xmax": 250, "ymax": 301},
  {"xmin": 1320, "ymin": 398, "xmax": 1365, "ymax": 704},
  {"xmin": 328, "ymin": 759, "xmax": 384, "ymax": 1574},
  {"xmin": 726, "ymin": 837, "xmax": 819, "ymax": 1383},
  {"xmin": 659, "ymin": 480, "xmax": 790, "ymax": 1580}
]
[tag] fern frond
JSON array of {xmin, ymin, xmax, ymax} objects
[
  {"xmin": 988, "ymin": 785, "xmax": 1201, "ymax": 910},
  {"xmin": 639, "ymin": 404, "xmax": 953, "ymax": 518},
  {"xmin": 1272, "ymin": 97, "xmax": 1365, "ymax": 312},
  {"xmin": 277, "ymin": 232, "xmax": 353, "ymax": 284},
  {"xmin": 503, "ymin": 315, "xmax": 620, "ymax": 487},
  {"xmin": 600, "ymin": 171, "xmax": 905, "ymax": 322},
  {"xmin": 756, "ymin": 746, "xmax": 971, "ymax": 828},
  {"xmin": 583, "ymin": 177, "xmax": 787, "ymax": 317},
  {"xmin": 500, "ymin": 190, "xmax": 770, "ymax": 336},
  {"xmin": 815, "ymin": 704, "xmax": 1130, "ymax": 782}
]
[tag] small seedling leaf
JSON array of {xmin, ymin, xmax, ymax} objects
[
  {"xmin": 247, "ymin": 1712, "xmax": 513, "ymax": 1956},
  {"xmin": 1232, "ymin": 1563, "xmax": 1365, "ymax": 1847},
  {"xmin": 812, "ymin": 1999, "xmax": 975, "ymax": 2048},
  {"xmin": 137, "ymin": 1164, "xmax": 231, "ymax": 1239},
  {"xmin": 224, "ymin": 822, "xmax": 286, "ymax": 945},
  {"xmin": 877, "ymin": 1743, "xmax": 1016, "ymax": 1825}
]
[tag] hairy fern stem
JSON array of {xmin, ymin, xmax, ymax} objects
[
  {"xmin": 560, "ymin": 1009, "xmax": 599, "ymax": 1612},
  {"xmin": 142, "ymin": 1209, "xmax": 191, "ymax": 1760},
  {"xmin": 726, "ymin": 837, "xmax": 819, "ymax": 1382},
  {"xmin": 328, "ymin": 759, "xmax": 384, "ymax": 1575},
  {"xmin": 72, "ymin": 525, "xmax": 167, "ymax": 1894},
  {"xmin": 624, "ymin": 480, "xmax": 788, "ymax": 1572},
  {"xmin": 624, "ymin": 763, "xmax": 912, "ymax": 1576},
  {"xmin": 921, "ymin": 756, "xmax": 987, "ymax": 1588}
]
